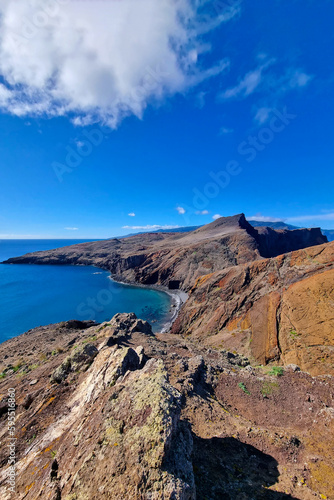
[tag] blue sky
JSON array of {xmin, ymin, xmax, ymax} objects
[{"xmin": 0, "ymin": 0, "xmax": 333, "ymax": 238}]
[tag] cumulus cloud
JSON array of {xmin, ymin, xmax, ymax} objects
[
  {"xmin": 0, "ymin": 0, "xmax": 234, "ymax": 127},
  {"xmin": 212, "ymin": 214, "xmax": 222, "ymax": 220},
  {"xmin": 128, "ymin": 213, "xmax": 136, "ymax": 217},
  {"xmin": 176, "ymin": 206, "xmax": 186, "ymax": 214},
  {"xmin": 123, "ymin": 225, "xmax": 180, "ymax": 231}
]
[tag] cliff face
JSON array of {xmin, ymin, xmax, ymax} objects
[
  {"xmin": 3, "ymin": 214, "xmax": 327, "ymax": 291},
  {"xmin": 1, "ymin": 315, "xmax": 334, "ymax": 499},
  {"xmin": 255, "ymin": 226, "xmax": 327, "ymax": 258},
  {"xmin": 172, "ymin": 241, "xmax": 334, "ymax": 375}
]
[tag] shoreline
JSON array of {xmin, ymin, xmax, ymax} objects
[
  {"xmin": 107, "ymin": 274, "xmax": 188, "ymax": 333},
  {"xmin": 0, "ymin": 253, "xmax": 188, "ymax": 339}
]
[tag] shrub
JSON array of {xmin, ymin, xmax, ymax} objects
[
  {"xmin": 238, "ymin": 382, "xmax": 250, "ymax": 395},
  {"xmin": 268, "ymin": 366, "xmax": 284, "ymax": 377}
]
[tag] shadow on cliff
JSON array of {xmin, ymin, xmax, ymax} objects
[{"xmin": 192, "ymin": 435, "xmax": 298, "ymax": 499}]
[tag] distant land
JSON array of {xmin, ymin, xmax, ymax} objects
[{"xmin": 120, "ymin": 219, "xmax": 334, "ymax": 242}]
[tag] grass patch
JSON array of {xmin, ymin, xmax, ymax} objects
[
  {"xmin": 0, "ymin": 372, "xmax": 6, "ymax": 379},
  {"xmin": 12, "ymin": 362, "xmax": 23, "ymax": 373},
  {"xmin": 28, "ymin": 363, "xmax": 39, "ymax": 372},
  {"xmin": 268, "ymin": 366, "xmax": 284, "ymax": 377},
  {"xmin": 261, "ymin": 381, "xmax": 279, "ymax": 398},
  {"xmin": 82, "ymin": 335, "xmax": 97, "ymax": 344},
  {"xmin": 238, "ymin": 382, "xmax": 250, "ymax": 395},
  {"xmin": 97, "ymin": 323, "xmax": 111, "ymax": 332}
]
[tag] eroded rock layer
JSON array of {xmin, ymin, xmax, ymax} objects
[{"xmin": 173, "ymin": 241, "xmax": 334, "ymax": 375}]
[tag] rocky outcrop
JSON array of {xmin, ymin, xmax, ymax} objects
[
  {"xmin": 0, "ymin": 317, "xmax": 195, "ymax": 499},
  {"xmin": 50, "ymin": 343, "xmax": 98, "ymax": 383},
  {"xmin": 172, "ymin": 241, "xmax": 334, "ymax": 375},
  {"xmin": 0, "ymin": 315, "xmax": 334, "ymax": 499},
  {"xmin": 3, "ymin": 214, "xmax": 327, "ymax": 290}
]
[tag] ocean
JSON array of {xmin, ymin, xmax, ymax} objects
[{"xmin": 0, "ymin": 239, "xmax": 172, "ymax": 343}]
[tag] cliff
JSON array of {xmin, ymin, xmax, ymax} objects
[
  {"xmin": 255, "ymin": 226, "xmax": 326, "ymax": 258},
  {"xmin": 172, "ymin": 241, "xmax": 334, "ymax": 375}
]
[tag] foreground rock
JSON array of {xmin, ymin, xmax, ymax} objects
[{"xmin": 0, "ymin": 315, "xmax": 333, "ymax": 499}]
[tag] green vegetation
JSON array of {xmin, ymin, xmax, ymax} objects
[
  {"xmin": 268, "ymin": 366, "xmax": 284, "ymax": 377},
  {"xmin": 27, "ymin": 434, "xmax": 36, "ymax": 444},
  {"xmin": 289, "ymin": 328, "xmax": 299, "ymax": 337},
  {"xmin": 97, "ymin": 323, "xmax": 111, "ymax": 332},
  {"xmin": 261, "ymin": 381, "xmax": 279, "ymax": 397},
  {"xmin": 27, "ymin": 363, "xmax": 39, "ymax": 372},
  {"xmin": 238, "ymin": 382, "xmax": 250, "ymax": 395},
  {"xmin": 0, "ymin": 372, "xmax": 6, "ymax": 379},
  {"xmin": 12, "ymin": 362, "xmax": 23, "ymax": 373},
  {"xmin": 82, "ymin": 335, "xmax": 97, "ymax": 344}
]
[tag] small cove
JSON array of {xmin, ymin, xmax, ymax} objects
[{"xmin": 0, "ymin": 240, "xmax": 173, "ymax": 343}]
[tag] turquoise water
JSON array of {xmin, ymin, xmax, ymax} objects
[{"xmin": 0, "ymin": 240, "xmax": 172, "ymax": 343}]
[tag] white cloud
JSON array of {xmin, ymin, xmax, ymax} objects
[
  {"xmin": 212, "ymin": 214, "xmax": 222, "ymax": 220},
  {"xmin": 65, "ymin": 227, "xmax": 79, "ymax": 231},
  {"xmin": 254, "ymin": 107, "xmax": 272, "ymax": 125},
  {"xmin": 128, "ymin": 213, "xmax": 136, "ymax": 217},
  {"xmin": 196, "ymin": 210, "xmax": 209, "ymax": 215},
  {"xmin": 123, "ymin": 225, "xmax": 180, "ymax": 231},
  {"xmin": 0, "ymin": 233, "xmax": 42, "ymax": 239},
  {"xmin": 0, "ymin": 0, "xmax": 234, "ymax": 127},
  {"xmin": 286, "ymin": 69, "xmax": 313, "ymax": 89},
  {"xmin": 220, "ymin": 57, "xmax": 312, "ymax": 108},
  {"xmin": 248, "ymin": 215, "xmax": 284, "ymax": 223},
  {"xmin": 220, "ymin": 60, "xmax": 274, "ymax": 100},
  {"xmin": 176, "ymin": 206, "xmax": 186, "ymax": 214},
  {"xmin": 287, "ymin": 213, "xmax": 334, "ymax": 223}
]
